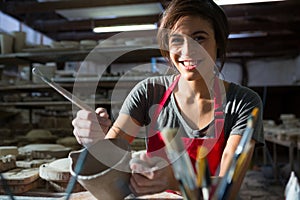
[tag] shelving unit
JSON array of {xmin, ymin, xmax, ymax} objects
[{"xmin": 0, "ymin": 46, "xmax": 161, "ymax": 134}]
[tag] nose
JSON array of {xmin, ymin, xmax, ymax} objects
[{"xmin": 181, "ymin": 38, "xmax": 198, "ymax": 58}]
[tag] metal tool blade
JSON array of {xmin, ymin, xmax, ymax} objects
[{"xmin": 32, "ymin": 67, "xmax": 93, "ymax": 111}]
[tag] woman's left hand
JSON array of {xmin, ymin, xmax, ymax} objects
[{"xmin": 129, "ymin": 151, "xmax": 179, "ymax": 196}]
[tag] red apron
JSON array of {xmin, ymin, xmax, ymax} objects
[{"xmin": 146, "ymin": 75, "xmax": 225, "ymax": 176}]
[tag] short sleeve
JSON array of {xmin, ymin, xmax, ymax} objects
[
  {"xmin": 119, "ymin": 80, "xmax": 150, "ymax": 126},
  {"xmin": 119, "ymin": 76, "xmax": 172, "ymax": 126},
  {"xmin": 225, "ymin": 85, "xmax": 265, "ymax": 147}
]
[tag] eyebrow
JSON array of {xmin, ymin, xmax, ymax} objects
[
  {"xmin": 169, "ymin": 33, "xmax": 182, "ymax": 38},
  {"xmin": 192, "ymin": 31, "xmax": 209, "ymax": 36},
  {"xmin": 170, "ymin": 30, "xmax": 209, "ymax": 38}
]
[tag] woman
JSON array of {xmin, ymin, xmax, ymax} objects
[{"xmin": 72, "ymin": 0, "xmax": 264, "ymax": 197}]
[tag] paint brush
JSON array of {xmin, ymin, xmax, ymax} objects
[
  {"xmin": 160, "ymin": 128, "xmax": 198, "ymax": 200},
  {"xmin": 213, "ymin": 107, "xmax": 259, "ymax": 200},
  {"xmin": 195, "ymin": 146, "xmax": 211, "ymax": 200}
]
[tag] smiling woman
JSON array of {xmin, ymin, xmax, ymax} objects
[
  {"xmin": 157, "ymin": 0, "xmax": 229, "ymax": 71},
  {"xmin": 72, "ymin": 0, "xmax": 265, "ymax": 198}
]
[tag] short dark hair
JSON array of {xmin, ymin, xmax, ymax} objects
[{"xmin": 157, "ymin": 0, "xmax": 229, "ymax": 70}]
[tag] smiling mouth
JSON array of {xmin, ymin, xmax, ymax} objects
[{"xmin": 179, "ymin": 60, "xmax": 200, "ymax": 70}]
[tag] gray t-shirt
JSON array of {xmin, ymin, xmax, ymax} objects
[{"xmin": 119, "ymin": 75, "xmax": 264, "ymax": 146}]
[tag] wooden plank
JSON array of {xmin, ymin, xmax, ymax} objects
[
  {"xmin": 1, "ymin": 0, "xmax": 160, "ymax": 14},
  {"xmin": 33, "ymin": 15, "xmax": 159, "ymax": 32}
]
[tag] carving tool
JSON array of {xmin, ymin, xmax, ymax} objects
[
  {"xmin": 33, "ymin": 67, "xmax": 97, "ymax": 199},
  {"xmin": 32, "ymin": 67, "xmax": 93, "ymax": 111}
]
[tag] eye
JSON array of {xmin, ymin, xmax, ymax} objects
[
  {"xmin": 169, "ymin": 36, "xmax": 183, "ymax": 45},
  {"xmin": 194, "ymin": 35, "xmax": 205, "ymax": 43}
]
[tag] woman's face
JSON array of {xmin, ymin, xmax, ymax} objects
[{"xmin": 168, "ymin": 15, "xmax": 217, "ymax": 81}]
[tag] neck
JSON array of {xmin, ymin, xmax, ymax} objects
[{"xmin": 176, "ymin": 76, "xmax": 215, "ymax": 100}]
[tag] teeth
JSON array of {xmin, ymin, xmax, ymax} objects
[{"xmin": 183, "ymin": 60, "xmax": 197, "ymax": 66}]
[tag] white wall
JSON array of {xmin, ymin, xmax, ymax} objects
[
  {"xmin": 221, "ymin": 62, "xmax": 243, "ymax": 84},
  {"xmin": 220, "ymin": 54, "xmax": 300, "ymax": 86},
  {"xmin": 247, "ymin": 54, "xmax": 300, "ymax": 86},
  {"xmin": 0, "ymin": 11, "xmax": 53, "ymax": 45}
]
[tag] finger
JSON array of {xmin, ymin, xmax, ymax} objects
[
  {"xmin": 97, "ymin": 116, "xmax": 112, "ymax": 127},
  {"xmin": 73, "ymin": 128, "xmax": 102, "ymax": 146},
  {"xmin": 72, "ymin": 117, "xmax": 102, "ymax": 132},
  {"xmin": 72, "ymin": 117, "xmax": 105, "ymax": 139},
  {"xmin": 79, "ymin": 138, "xmax": 98, "ymax": 147},
  {"xmin": 131, "ymin": 173, "xmax": 152, "ymax": 192},
  {"xmin": 132, "ymin": 150, "xmax": 147, "ymax": 159},
  {"xmin": 73, "ymin": 128, "xmax": 82, "ymax": 144},
  {"xmin": 130, "ymin": 174, "xmax": 164, "ymax": 195},
  {"xmin": 141, "ymin": 154, "xmax": 169, "ymax": 169},
  {"xmin": 131, "ymin": 152, "xmax": 162, "ymax": 175},
  {"xmin": 77, "ymin": 110, "xmax": 99, "ymax": 123},
  {"xmin": 95, "ymin": 107, "xmax": 109, "ymax": 118},
  {"xmin": 130, "ymin": 157, "xmax": 152, "ymax": 169},
  {"xmin": 129, "ymin": 177, "xmax": 139, "ymax": 196},
  {"xmin": 135, "ymin": 151, "xmax": 155, "ymax": 168},
  {"xmin": 75, "ymin": 128, "xmax": 105, "ymax": 139},
  {"xmin": 140, "ymin": 152, "xmax": 154, "ymax": 165},
  {"xmin": 73, "ymin": 128, "xmax": 100, "ymax": 145},
  {"xmin": 130, "ymin": 163, "xmax": 154, "ymax": 179},
  {"xmin": 75, "ymin": 109, "xmax": 111, "ymax": 131}
]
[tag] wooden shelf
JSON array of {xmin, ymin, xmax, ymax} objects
[
  {"xmin": 0, "ymin": 100, "xmax": 122, "ymax": 107},
  {"xmin": 0, "ymin": 75, "xmax": 147, "ymax": 92},
  {"xmin": 0, "ymin": 46, "xmax": 161, "ymax": 65}
]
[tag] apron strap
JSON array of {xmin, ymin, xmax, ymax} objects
[
  {"xmin": 213, "ymin": 78, "xmax": 223, "ymax": 111},
  {"xmin": 150, "ymin": 75, "xmax": 181, "ymax": 130},
  {"xmin": 158, "ymin": 75, "xmax": 181, "ymax": 113}
]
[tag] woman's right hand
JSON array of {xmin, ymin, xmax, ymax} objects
[
  {"xmin": 129, "ymin": 151, "xmax": 179, "ymax": 196},
  {"xmin": 72, "ymin": 107, "xmax": 112, "ymax": 146}
]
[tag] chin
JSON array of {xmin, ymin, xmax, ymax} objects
[{"xmin": 181, "ymin": 72, "xmax": 200, "ymax": 81}]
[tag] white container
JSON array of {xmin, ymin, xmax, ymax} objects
[
  {"xmin": 12, "ymin": 31, "xmax": 26, "ymax": 52},
  {"xmin": 0, "ymin": 33, "xmax": 13, "ymax": 54}
]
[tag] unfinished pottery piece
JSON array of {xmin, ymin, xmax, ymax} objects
[
  {"xmin": 69, "ymin": 138, "xmax": 132, "ymax": 200},
  {"xmin": 39, "ymin": 158, "xmax": 71, "ymax": 182},
  {"xmin": 0, "ymin": 155, "xmax": 16, "ymax": 172},
  {"xmin": 0, "ymin": 167, "xmax": 40, "ymax": 194},
  {"xmin": 0, "ymin": 146, "xmax": 18, "ymax": 157},
  {"xmin": 16, "ymin": 158, "xmax": 55, "ymax": 168},
  {"xmin": 0, "ymin": 167, "xmax": 40, "ymax": 185},
  {"xmin": 18, "ymin": 144, "xmax": 71, "ymax": 159},
  {"xmin": 25, "ymin": 129, "xmax": 58, "ymax": 143},
  {"xmin": 39, "ymin": 158, "xmax": 85, "ymax": 192}
]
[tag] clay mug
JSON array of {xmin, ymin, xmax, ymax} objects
[{"xmin": 69, "ymin": 138, "xmax": 132, "ymax": 200}]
